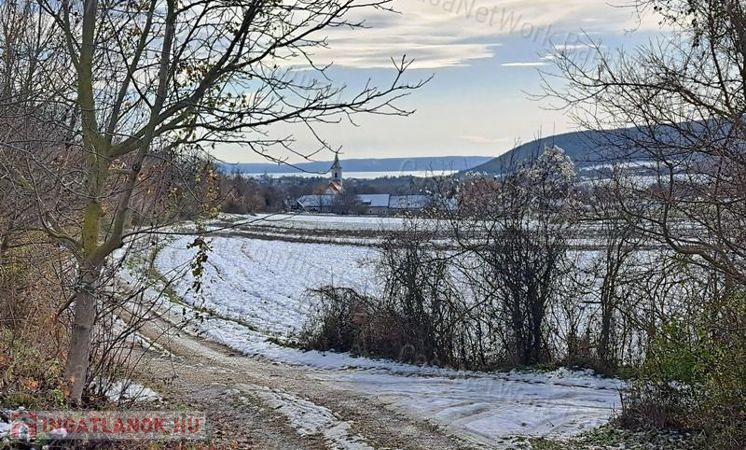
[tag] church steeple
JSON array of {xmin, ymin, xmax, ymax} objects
[{"xmin": 331, "ymin": 154, "xmax": 343, "ymax": 184}]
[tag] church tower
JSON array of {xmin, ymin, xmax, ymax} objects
[{"xmin": 331, "ymin": 154, "xmax": 343, "ymax": 185}]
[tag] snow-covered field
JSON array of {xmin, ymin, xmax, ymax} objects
[
  {"xmin": 146, "ymin": 222, "xmax": 624, "ymax": 446},
  {"xmin": 222, "ymin": 213, "xmax": 425, "ymax": 232},
  {"xmin": 155, "ymin": 236, "xmax": 379, "ymax": 337}
]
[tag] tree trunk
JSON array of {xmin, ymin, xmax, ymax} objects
[
  {"xmin": 530, "ymin": 309, "xmax": 544, "ymax": 364},
  {"xmin": 64, "ymin": 264, "xmax": 100, "ymax": 404},
  {"xmin": 599, "ymin": 295, "xmax": 614, "ymax": 370},
  {"xmin": 0, "ymin": 233, "xmax": 8, "ymax": 266}
]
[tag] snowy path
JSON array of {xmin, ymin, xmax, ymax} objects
[
  {"xmin": 135, "ymin": 316, "xmax": 479, "ymax": 450},
  {"xmin": 135, "ymin": 228, "xmax": 624, "ymax": 448}
]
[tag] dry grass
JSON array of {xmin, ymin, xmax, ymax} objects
[{"xmin": 0, "ymin": 243, "xmax": 71, "ymax": 408}]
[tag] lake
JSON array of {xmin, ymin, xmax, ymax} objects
[{"xmin": 241, "ymin": 170, "xmax": 457, "ymax": 180}]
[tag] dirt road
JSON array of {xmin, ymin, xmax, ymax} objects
[{"xmin": 135, "ymin": 321, "xmax": 485, "ymax": 450}]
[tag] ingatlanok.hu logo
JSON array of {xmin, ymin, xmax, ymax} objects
[{"xmin": 9, "ymin": 410, "xmax": 206, "ymax": 442}]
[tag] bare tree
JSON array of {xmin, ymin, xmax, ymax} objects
[
  {"xmin": 26, "ymin": 0, "xmax": 426, "ymax": 403},
  {"xmin": 0, "ymin": 0, "xmax": 73, "ymax": 266},
  {"xmin": 332, "ymin": 189, "xmax": 365, "ymax": 215},
  {"xmin": 543, "ymin": 0, "xmax": 746, "ymax": 286},
  {"xmin": 583, "ymin": 180, "xmax": 645, "ymax": 371},
  {"xmin": 453, "ymin": 147, "xmax": 578, "ymax": 366}
]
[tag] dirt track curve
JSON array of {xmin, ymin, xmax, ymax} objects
[{"xmin": 135, "ymin": 321, "xmax": 486, "ymax": 450}]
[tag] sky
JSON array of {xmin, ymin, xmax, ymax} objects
[{"xmin": 215, "ymin": 0, "xmax": 664, "ymax": 164}]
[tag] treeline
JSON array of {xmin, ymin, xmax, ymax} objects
[{"xmin": 217, "ymin": 170, "xmax": 449, "ymax": 214}]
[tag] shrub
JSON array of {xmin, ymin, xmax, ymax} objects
[
  {"xmin": 300, "ymin": 286, "xmax": 413, "ymax": 361},
  {"xmin": 619, "ymin": 294, "xmax": 746, "ymax": 450},
  {"xmin": 619, "ymin": 381, "xmax": 700, "ymax": 430},
  {"xmin": 643, "ymin": 321, "xmax": 716, "ymax": 384},
  {"xmin": 301, "ymin": 287, "xmax": 369, "ymax": 353}
]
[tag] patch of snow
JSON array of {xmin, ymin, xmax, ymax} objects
[
  {"xmin": 250, "ymin": 386, "xmax": 374, "ymax": 450},
  {"xmin": 335, "ymin": 370, "xmax": 619, "ymax": 443},
  {"xmin": 234, "ymin": 213, "xmax": 415, "ymax": 232},
  {"xmin": 106, "ymin": 380, "xmax": 162, "ymax": 402},
  {"xmin": 0, "ymin": 421, "xmax": 9, "ymax": 438}
]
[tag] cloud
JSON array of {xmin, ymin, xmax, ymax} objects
[
  {"xmin": 305, "ymin": 0, "xmax": 657, "ymax": 69},
  {"xmin": 309, "ymin": 41, "xmax": 502, "ymax": 70},
  {"xmin": 501, "ymin": 62, "xmax": 548, "ymax": 67}
]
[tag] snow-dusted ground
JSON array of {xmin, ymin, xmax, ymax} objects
[
  {"xmin": 222, "ymin": 213, "xmax": 423, "ymax": 232},
  {"xmin": 146, "ymin": 230, "xmax": 624, "ymax": 446},
  {"xmin": 338, "ymin": 370, "xmax": 619, "ymax": 441},
  {"xmin": 155, "ymin": 236, "xmax": 379, "ymax": 337},
  {"xmin": 106, "ymin": 380, "xmax": 162, "ymax": 403},
  {"xmin": 251, "ymin": 386, "xmax": 374, "ymax": 450}
]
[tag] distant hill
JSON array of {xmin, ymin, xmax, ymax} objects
[
  {"xmin": 466, "ymin": 120, "xmax": 737, "ymax": 175},
  {"xmin": 470, "ymin": 123, "xmax": 734, "ymax": 176},
  {"xmin": 466, "ymin": 128, "xmax": 649, "ymax": 175},
  {"xmin": 221, "ymin": 156, "xmax": 492, "ymax": 175}
]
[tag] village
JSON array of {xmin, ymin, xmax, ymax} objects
[{"xmin": 294, "ymin": 155, "xmax": 436, "ymax": 215}]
